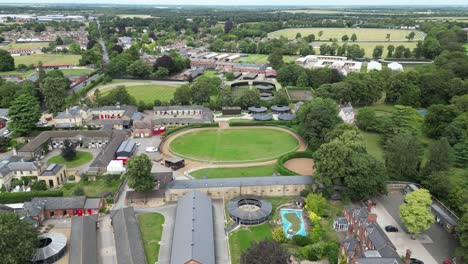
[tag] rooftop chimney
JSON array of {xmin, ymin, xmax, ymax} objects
[{"xmin": 367, "ymin": 213, "xmax": 377, "ymax": 223}]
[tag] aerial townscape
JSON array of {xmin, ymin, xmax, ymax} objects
[{"xmin": 0, "ymin": 1, "xmax": 467, "ymax": 264}]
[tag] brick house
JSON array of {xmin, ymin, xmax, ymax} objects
[
  {"xmin": 338, "ymin": 204, "xmax": 402, "ymax": 264},
  {"xmin": 132, "ymin": 119, "xmax": 153, "ymax": 138}
]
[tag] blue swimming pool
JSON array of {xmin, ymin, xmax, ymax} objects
[{"xmin": 280, "ymin": 209, "xmax": 307, "ymax": 238}]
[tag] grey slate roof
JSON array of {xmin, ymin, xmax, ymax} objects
[
  {"xmin": 7, "ymin": 161, "xmax": 40, "ymax": 171},
  {"xmin": 0, "ymin": 108, "xmax": 8, "ymax": 118},
  {"xmin": 167, "ymin": 176, "xmax": 315, "ymax": 190},
  {"xmin": 431, "ymin": 204, "xmax": 457, "ymax": 226},
  {"xmin": 40, "ymin": 163, "xmax": 63, "ymax": 176},
  {"xmin": 28, "ymin": 196, "xmax": 86, "ymax": 211},
  {"xmin": 278, "ymin": 113, "xmax": 296, "ymax": 121},
  {"xmin": 69, "ymin": 215, "xmax": 98, "ymax": 264},
  {"xmin": 356, "ymin": 258, "xmax": 399, "ymax": 264},
  {"xmin": 271, "ymin": 105, "xmax": 290, "ymax": 112},
  {"xmin": 171, "ymin": 191, "xmax": 215, "ymax": 264},
  {"xmin": 84, "ymin": 198, "xmax": 101, "ymax": 209},
  {"xmin": 116, "ymin": 140, "xmax": 136, "ymax": 156},
  {"xmin": 110, "ymin": 207, "xmax": 147, "ymax": 264},
  {"xmin": 247, "ymin": 106, "xmax": 267, "ymax": 113},
  {"xmin": 253, "ymin": 113, "xmax": 273, "ymax": 121}
]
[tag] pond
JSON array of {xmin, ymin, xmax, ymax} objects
[{"xmin": 280, "ymin": 208, "xmax": 307, "ymax": 238}]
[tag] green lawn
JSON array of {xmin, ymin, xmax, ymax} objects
[
  {"xmin": 62, "ymin": 177, "xmax": 121, "ymax": 198},
  {"xmin": 14, "ymin": 54, "xmax": 81, "ymax": 66},
  {"xmin": 138, "ymin": 213, "xmax": 165, "ymax": 264},
  {"xmin": 237, "ymin": 54, "xmax": 299, "ymax": 64},
  {"xmin": 170, "ymin": 128, "xmax": 299, "ymax": 162},
  {"xmin": 102, "ymin": 84, "xmax": 179, "ymax": 104},
  {"xmin": 360, "ymin": 131, "xmax": 385, "ymax": 162},
  {"xmin": 311, "ymin": 41, "xmax": 417, "ymax": 58},
  {"xmin": 0, "ymin": 69, "xmax": 35, "ymax": 78},
  {"xmin": 47, "ymin": 151, "xmax": 93, "ymax": 168},
  {"xmin": 229, "ymin": 223, "xmax": 273, "ymax": 264},
  {"xmin": 202, "ymin": 70, "xmax": 220, "ymax": 78},
  {"xmin": 269, "ymin": 28, "xmax": 425, "ymax": 41},
  {"xmin": 0, "ymin": 42, "xmax": 48, "ymax": 50},
  {"xmin": 191, "ymin": 164, "xmax": 276, "ymax": 179},
  {"xmin": 60, "ymin": 68, "xmax": 94, "ymax": 75}
]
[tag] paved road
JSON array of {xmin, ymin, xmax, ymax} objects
[
  {"xmin": 67, "ymin": 73, "xmax": 103, "ymax": 95},
  {"xmin": 213, "ymin": 200, "xmax": 230, "ymax": 264},
  {"xmin": 377, "ymin": 191, "xmax": 458, "ymax": 263},
  {"xmin": 97, "ymin": 215, "xmax": 117, "ymax": 264},
  {"xmin": 135, "ymin": 204, "xmax": 177, "ymax": 264}
]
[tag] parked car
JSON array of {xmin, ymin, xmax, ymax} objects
[
  {"xmin": 443, "ymin": 260, "xmax": 452, "ymax": 264},
  {"xmin": 410, "ymin": 258, "xmax": 424, "ymax": 264},
  {"xmin": 136, "ymin": 142, "xmax": 141, "ymax": 147},
  {"xmin": 385, "ymin": 225, "xmax": 399, "ymax": 232},
  {"xmin": 2, "ymin": 129, "xmax": 10, "ymax": 135},
  {"xmin": 145, "ymin": 147, "xmax": 158, "ymax": 153}
]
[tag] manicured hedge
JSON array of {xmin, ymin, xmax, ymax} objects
[
  {"xmin": 0, "ymin": 190, "xmax": 63, "ymax": 204},
  {"xmin": 275, "ymin": 151, "xmax": 314, "ymax": 176},
  {"xmin": 163, "ymin": 123, "xmax": 219, "ymax": 137},
  {"xmin": 229, "ymin": 120, "xmax": 294, "ymax": 127}
]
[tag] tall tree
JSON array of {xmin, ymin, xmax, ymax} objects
[
  {"xmin": 372, "ymin": 45, "xmax": 384, "ymax": 58},
  {"xmin": 0, "ymin": 212, "xmax": 38, "ymax": 264},
  {"xmin": 385, "ymin": 134, "xmax": 423, "ymax": 180},
  {"xmin": 61, "ymin": 139, "xmax": 77, "ymax": 161},
  {"xmin": 297, "ymin": 98, "xmax": 341, "ymax": 150},
  {"xmin": 240, "ymin": 240, "xmax": 289, "ymax": 264},
  {"xmin": 424, "ymin": 138, "xmax": 454, "ymax": 173},
  {"xmin": 400, "ymin": 189, "xmax": 435, "ymax": 237},
  {"xmin": 351, "ymin": 33, "xmax": 357, "ymax": 42},
  {"xmin": 173, "ymin": 85, "xmax": 192, "ymax": 105},
  {"xmin": 125, "ymin": 154, "xmax": 154, "ymax": 193},
  {"xmin": 126, "ymin": 60, "xmax": 151, "ymax": 78},
  {"xmin": 0, "ymin": 49, "xmax": 15, "ymax": 72},
  {"xmin": 7, "ymin": 94, "xmax": 41, "ymax": 135},
  {"xmin": 424, "ymin": 104, "xmax": 459, "ymax": 139},
  {"xmin": 456, "ymin": 208, "xmax": 468, "ymax": 258},
  {"xmin": 224, "ymin": 20, "xmax": 233, "ymax": 34},
  {"xmin": 41, "ymin": 77, "xmax": 68, "ymax": 115},
  {"xmin": 387, "ymin": 45, "xmax": 395, "ymax": 57},
  {"xmin": 268, "ymin": 48, "xmax": 284, "ymax": 70}
]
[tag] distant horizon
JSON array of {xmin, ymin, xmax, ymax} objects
[{"xmin": 0, "ymin": 0, "xmax": 467, "ymax": 7}]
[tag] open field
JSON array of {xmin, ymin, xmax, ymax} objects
[
  {"xmin": 190, "ymin": 164, "xmax": 276, "ymax": 179},
  {"xmin": 237, "ymin": 54, "xmax": 299, "ymax": 64},
  {"xmin": 269, "ymin": 28, "xmax": 425, "ymax": 42},
  {"xmin": 117, "ymin": 14, "xmax": 154, "ymax": 18},
  {"xmin": 60, "ymin": 68, "xmax": 94, "ymax": 75},
  {"xmin": 47, "ymin": 151, "xmax": 93, "ymax": 168},
  {"xmin": 14, "ymin": 54, "xmax": 81, "ymax": 65},
  {"xmin": 138, "ymin": 213, "xmax": 164, "ymax": 264},
  {"xmin": 101, "ymin": 84, "xmax": 178, "ymax": 104},
  {"xmin": 416, "ymin": 16, "xmax": 468, "ymax": 22},
  {"xmin": 311, "ymin": 41, "xmax": 418, "ymax": 58},
  {"xmin": 169, "ymin": 128, "xmax": 299, "ymax": 162},
  {"xmin": 0, "ymin": 42, "xmax": 48, "ymax": 50},
  {"xmin": 0, "ymin": 69, "xmax": 35, "ymax": 78}
]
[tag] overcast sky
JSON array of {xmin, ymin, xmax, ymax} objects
[{"xmin": 0, "ymin": 0, "xmax": 466, "ymax": 5}]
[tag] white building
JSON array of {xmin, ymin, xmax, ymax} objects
[
  {"xmin": 296, "ymin": 55, "xmax": 362, "ymax": 75},
  {"xmin": 387, "ymin": 62, "xmax": 404, "ymax": 72},
  {"xmin": 106, "ymin": 160, "xmax": 125, "ymax": 175},
  {"xmin": 367, "ymin": 61, "xmax": 382, "ymax": 72},
  {"xmin": 118, "ymin": 37, "xmax": 133, "ymax": 50},
  {"xmin": 338, "ymin": 103, "xmax": 355, "ymax": 124}
]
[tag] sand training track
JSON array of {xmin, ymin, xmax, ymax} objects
[
  {"xmin": 160, "ymin": 126, "xmax": 307, "ymax": 173},
  {"xmin": 284, "ymin": 158, "xmax": 315, "ymax": 176}
]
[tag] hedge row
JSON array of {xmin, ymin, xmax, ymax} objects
[
  {"xmin": 275, "ymin": 151, "xmax": 314, "ymax": 176},
  {"xmin": 163, "ymin": 123, "xmax": 219, "ymax": 137},
  {"xmin": 228, "ymin": 120, "xmax": 294, "ymax": 128},
  {"xmin": 0, "ymin": 190, "xmax": 63, "ymax": 204}
]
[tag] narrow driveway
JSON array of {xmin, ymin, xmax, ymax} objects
[
  {"xmin": 376, "ymin": 191, "xmax": 458, "ymax": 263},
  {"xmin": 97, "ymin": 215, "xmax": 117, "ymax": 264},
  {"xmin": 213, "ymin": 200, "xmax": 230, "ymax": 264}
]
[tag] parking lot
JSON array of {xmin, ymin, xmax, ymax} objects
[{"xmin": 375, "ymin": 191, "xmax": 459, "ymax": 263}]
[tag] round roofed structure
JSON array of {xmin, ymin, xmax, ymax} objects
[
  {"xmin": 278, "ymin": 113, "xmax": 296, "ymax": 121},
  {"xmin": 271, "ymin": 105, "xmax": 290, "ymax": 113},
  {"xmin": 227, "ymin": 197, "xmax": 273, "ymax": 225},
  {"xmin": 253, "ymin": 113, "xmax": 273, "ymax": 121},
  {"xmin": 248, "ymin": 106, "xmax": 267, "ymax": 113},
  {"xmin": 31, "ymin": 232, "xmax": 67, "ymax": 264}
]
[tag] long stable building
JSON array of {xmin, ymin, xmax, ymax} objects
[{"xmin": 171, "ymin": 191, "xmax": 216, "ymax": 264}]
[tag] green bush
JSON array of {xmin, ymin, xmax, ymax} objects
[
  {"xmin": 292, "ymin": 235, "xmax": 312, "ymax": 247},
  {"xmin": 72, "ymin": 185, "xmax": 85, "ymax": 196},
  {"xmin": 68, "ymin": 175, "xmax": 75, "ymax": 181},
  {"xmin": 275, "ymin": 151, "xmax": 314, "ymax": 176},
  {"xmin": 0, "ymin": 190, "xmax": 63, "ymax": 203}
]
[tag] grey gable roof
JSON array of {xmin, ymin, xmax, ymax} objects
[
  {"xmin": 110, "ymin": 207, "xmax": 147, "ymax": 264},
  {"xmin": 171, "ymin": 191, "xmax": 215, "ymax": 264},
  {"xmin": 69, "ymin": 215, "xmax": 98, "ymax": 264},
  {"xmin": 167, "ymin": 176, "xmax": 315, "ymax": 190}
]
